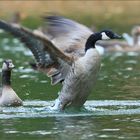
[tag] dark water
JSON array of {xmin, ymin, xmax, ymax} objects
[{"xmin": 0, "ymin": 35, "xmax": 140, "ymax": 140}]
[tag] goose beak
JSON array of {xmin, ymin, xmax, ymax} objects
[{"xmin": 113, "ymin": 33, "xmax": 122, "ymax": 39}]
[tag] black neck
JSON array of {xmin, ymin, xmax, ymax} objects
[
  {"xmin": 2, "ymin": 70, "xmax": 11, "ymax": 86},
  {"xmin": 85, "ymin": 33, "xmax": 101, "ymax": 52}
]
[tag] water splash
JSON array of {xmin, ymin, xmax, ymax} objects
[{"xmin": 0, "ymin": 100, "xmax": 140, "ymax": 119}]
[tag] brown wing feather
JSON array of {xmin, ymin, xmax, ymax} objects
[
  {"xmin": 0, "ymin": 20, "xmax": 73, "ymax": 85},
  {"xmin": 41, "ymin": 15, "xmax": 93, "ymax": 56}
]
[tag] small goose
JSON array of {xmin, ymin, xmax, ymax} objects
[
  {"xmin": 0, "ymin": 59, "xmax": 23, "ymax": 106},
  {"xmin": 0, "ymin": 16, "xmax": 121, "ymax": 110}
]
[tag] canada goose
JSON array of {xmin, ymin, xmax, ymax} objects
[
  {"xmin": 0, "ymin": 59, "xmax": 23, "ymax": 106},
  {"xmin": 0, "ymin": 16, "xmax": 121, "ymax": 110}
]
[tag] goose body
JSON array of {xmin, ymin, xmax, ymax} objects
[
  {"xmin": 0, "ymin": 85, "xmax": 22, "ymax": 106},
  {"xmin": 0, "ymin": 16, "xmax": 121, "ymax": 110},
  {"xmin": 0, "ymin": 59, "xmax": 22, "ymax": 106},
  {"xmin": 53, "ymin": 48, "xmax": 101, "ymax": 109}
]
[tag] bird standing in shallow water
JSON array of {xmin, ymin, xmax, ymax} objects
[
  {"xmin": 0, "ymin": 16, "xmax": 121, "ymax": 110},
  {"xmin": 0, "ymin": 59, "xmax": 23, "ymax": 106},
  {"xmin": 50, "ymin": 29, "xmax": 122, "ymax": 110}
]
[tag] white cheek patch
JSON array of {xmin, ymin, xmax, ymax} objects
[{"xmin": 101, "ymin": 32, "xmax": 110, "ymax": 40}]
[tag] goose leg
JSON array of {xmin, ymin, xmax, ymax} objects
[{"xmin": 49, "ymin": 97, "xmax": 71, "ymax": 111}]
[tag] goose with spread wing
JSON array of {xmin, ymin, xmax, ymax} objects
[{"xmin": 0, "ymin": 16, "xmax": 121, "ymax": 110}]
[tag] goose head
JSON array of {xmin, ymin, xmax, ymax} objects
[
  {"xmin": 2, "ymin": 59, "xmax": 15, "ymax": 71},
  {"xmin": 100, "ymin": 30, "xmax": 122, "ymax": 40},
  {"xmin": 85, "ymin": 30, "xmax": 122, "ymax": 52}
]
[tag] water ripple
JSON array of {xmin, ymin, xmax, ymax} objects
[{"xmin": 0, "ymin": 100, "xmax": 140, "ymax": 119}]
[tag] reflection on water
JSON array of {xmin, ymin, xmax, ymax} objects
[{"xmin": 0, "ymin": 38, "xmax": 140, "ymax": 139}]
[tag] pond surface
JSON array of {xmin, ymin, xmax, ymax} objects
[{"xmin": 0, "ymin": 36, "xmax": 140, "ymax": 140}]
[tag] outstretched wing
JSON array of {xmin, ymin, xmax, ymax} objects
[
  {"xmin": 41, "ymin": 15, "xmax": 93, "ymax": 57},
  {"xmin": 0, "ymin": 20, "xmax": 72, "ymax": 84},
  {"xmin": 0, "ymin": 15, "xmax": 93, "ymax": 85},
  {"xmin": 0, "ymin": 20, "xmax": 52, "ymax": 67}
]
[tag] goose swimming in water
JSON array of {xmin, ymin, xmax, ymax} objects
[
  {"xmin": 0, "ymin": 16, "xmax": 121, "ymax": 110},
  {"xmin": 0, "ymin": 59, "xmax": 23, "ymax": 106}
]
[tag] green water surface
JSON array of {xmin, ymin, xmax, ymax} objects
[{"xmin": 0, "ymin": 33, "xmax": 140, "ymax": 140}]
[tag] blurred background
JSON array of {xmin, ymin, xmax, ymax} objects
[
  {"xmin": 0, "ymin": 1, "xmax": 140, "ymax": 33},
  {"xmin": 0, "ymin": 1, "xmax": 140, "ymax": 140}
]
